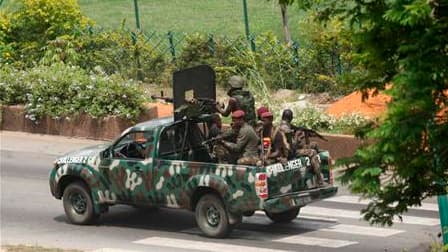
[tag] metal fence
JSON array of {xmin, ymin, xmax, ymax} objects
[{"xmin": 123, "ymin": 28, "xmax": 343, "ymax": 74}]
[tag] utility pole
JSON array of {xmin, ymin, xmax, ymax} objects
[{"xmin": 438, "ymin": 190, "xmax": 448, "ymax": 245}]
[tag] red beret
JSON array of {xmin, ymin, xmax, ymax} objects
[
  {"xmin": 257, "ymin": 106, "xmax": 269, "ymax": 117},
  {"xmin": 231, "ymin": 110, "xmax": 245, "ymax": 119},
  {"xmin": 261, "ymin": 111, "xmax": 273, "ymax": 118}
]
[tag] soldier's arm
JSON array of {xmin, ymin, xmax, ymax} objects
[
  {"xmin": 268, "ymin": 132, "xmax": 287, "ymax": 159},
  {"xmin": 216, "ymin": 98, "xmax": 237, "ymax": 116},
  {"xmin": 223, "ymin": 129, "xmax": 248, "ymax": 153}
]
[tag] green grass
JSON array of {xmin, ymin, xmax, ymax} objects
[
  {"xmin": 77, "ymin": 0, "xmax": 305, "ymax": 38},
  {"xmin": 1, "ymin": 0, "xmax": 306, "ymax": 39}
]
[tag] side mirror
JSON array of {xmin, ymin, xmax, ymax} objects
[{"xmin": 102, "ymin": 148, "xmax": 112, "ymax": 158}]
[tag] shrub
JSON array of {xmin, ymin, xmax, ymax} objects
[
  {"xmin": 0, "ymin": 63, "xmax": 146, "ymax": 121},
  {"xmin": 2, "ymin": 0, "xmax": 91, "ymax": 67},
  {"xmin": 8, "ymin": 0, "xmax": 90, "ymax": 44},
  {"xmin": 289, "ymin": 106, "xmax": 372, "ymax": 134},
  {"xmin": 176, "ymin": 33, "xmax": 250, "ymax": 87},
  {"xmin": 0, "ymin": 67, "xmax": 31, "ymax": 105},
  {"xmin": 40, "ymin": 29, "xmax": 170, "ymax": 84},
  {"xmin": 0, "ymin": 10, "xmax": 14, "ymax": 65}
]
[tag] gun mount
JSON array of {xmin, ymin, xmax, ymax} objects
[{"xmin": 151, "ymin": 65, "xmax": 217, "ymax": 120}]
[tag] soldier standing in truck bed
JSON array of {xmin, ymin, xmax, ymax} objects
[
  {"xmin": 216, "ymin": 76, "xmax": 256, "ymax": 127},
  {"xmin": 219, "ymin": 110, "xmax": 260, "ymax": 166},
  {"xmin": 279, "ymin": 109, "xmax": 325, "ymax": 186}
]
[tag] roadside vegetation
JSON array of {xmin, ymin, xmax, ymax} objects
[{"xmin": 0, "ymin": 0, "xmax": 368, "ymax": 133}]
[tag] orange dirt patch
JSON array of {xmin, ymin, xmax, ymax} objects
[{"xmin": 327, "ymin": 90, "xmax": 391, "ymax": 118}]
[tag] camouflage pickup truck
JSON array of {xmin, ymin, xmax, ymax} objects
[{"xmin": 49, "ymin": 65, "xmax": 338, "ymax": 238}]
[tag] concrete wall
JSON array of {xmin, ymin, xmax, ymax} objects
[
  {"xmin": 0, "ymin": 105, "xmax": 364, "ymax": 159},
  {"xmin": 315, "ymin": 133, "xmax": 365, "ymax": 160},
  {"xmin": 0, "ymin": 105, "xmax": 158, "ymax": 140}
]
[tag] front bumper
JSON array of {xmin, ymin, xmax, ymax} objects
[{"xmin": 263, "ymin": 185, "xmax": 338, "ymax": 213}]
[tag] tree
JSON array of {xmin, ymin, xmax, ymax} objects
[
  {"xmin": 309, "ymin": 0, "xmax": 448, "ymax": 226},
  {"xmin": 268, "ymin": 0, "xmax": 295, "ymax": 45}
]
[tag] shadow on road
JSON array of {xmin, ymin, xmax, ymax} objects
[{"xmin": 52, "ymin": 205, "xmax": 333, "ymax": 240}]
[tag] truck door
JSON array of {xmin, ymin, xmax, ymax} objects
[
  {"xmin": 100, "ymin": 130, "xmax": 155, "ymax": 204},
  {"xmin": 153, "ymin": 122, "xmax": 192, "ymax": 207}
]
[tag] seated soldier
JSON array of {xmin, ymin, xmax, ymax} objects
[
  {"xmin": 255, "ymin": 106, "xmax": 269, "ymax": 135},
  {"xmin": 219, "ymin": 110, "xmax": 260, "ymax": 166},
  {"xmin": 292, "ymin": 131, "xmax": 325, "ymax": 186},
  {"xmin": 260, "ymin": 111, "xmax": 290, "ymax": 165}
]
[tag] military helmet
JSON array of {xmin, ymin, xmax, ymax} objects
[{"xmin": 228, "ymin": 75, "xmax": 245, "ymax": 89}]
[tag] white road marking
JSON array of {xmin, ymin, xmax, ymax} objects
[
  {"xmin": 301, "ymin": 206, "xmax": 440, "ymax": 226},
  {"xmin": 320, "ymin": 224, "xmax": 403, "ymax": 237},
  {"xmin": 250, "ymin": 213, "xmax": 402, "ymax": 237},
  {"xmin": 273, "ymin": 235, "xmax": 358, "ymax": 248},
  {"xmin": 324, "ymin": 195, "xmax": 440, "ymax": 212},
  {"xmin": 134, "ymin": 237, "xmax": 292, "ymax": 252}
]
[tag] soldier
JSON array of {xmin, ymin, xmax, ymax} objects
[
  {"xmin": 207, "ymin": 113, "xmax": 222, "ymax": 139},
  {"xmin": 216, "ymin": 76, "xmax": 256, "ymax": 127},
  {"xmin": 260, "ymin": 111, "xmax": 290, "ymax": 165},
  {"xmin": 281, "ymin": 109, "xmax": 325, "ymax": 186},
  {"xmin": 255, "ymin": 106, "xmax": 269, "ymax": 135},
  {"xmin": 279, "ymin": 109, "xmax": 293, "ymax": 132},
  {"xmin": 219, "ymin": 110, "xmax": 260, "ymax": 165},
  {"xmin": 279, "ymin": 109, "xmax": 294, "ymax": 155}
]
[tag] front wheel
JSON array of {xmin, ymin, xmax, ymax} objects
[
  {"xmin": 63, "ymin": 182, "xmax": 98, "ymax": 225},
  {"xmin": 265, "ymin": 207, "xmax": 300, "ymax": 223},
  {"xmin": 195, "ymin": 194, "xmax": 231, "ymax": 238}
]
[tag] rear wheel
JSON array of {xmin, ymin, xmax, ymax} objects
[
  {"xmin": 195, "ymin": 194, "xmax": 231, "ymax": 238},
  {"xmin": 265, "ymin": 207, "xmax": 300, "ymax": 223},
  {"xmin": 63, "ymin": 182, "xmax": 98, "ymax": 225}
]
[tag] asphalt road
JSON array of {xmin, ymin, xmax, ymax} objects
[{"xmin": 0, "ymin": 131, "xmax": 443, "ymax": 252}]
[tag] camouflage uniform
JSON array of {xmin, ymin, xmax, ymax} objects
[
  {"xmin": 222, "ymin": 122, "xmax": 260, "ymax": 165},
  {"xmin": 230, "ymin": 89, "xmax": 256, "ymax": 127},
  {"xmin": 217, "ymin": 76, "xmax": 256, "ymax": 127},
  {"xmin": 213, "ymin": 128, "xmax": 238, "ymax": 164}
]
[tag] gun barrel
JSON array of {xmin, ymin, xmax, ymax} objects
[{"xmin": 151, "ymin": 95, "xmax": 173, "ymax": 103}]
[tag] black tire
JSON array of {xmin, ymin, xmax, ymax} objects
[
  {"xmin": 63, "ymin": 182, "xmax": 98, "ymax": 225},
  {"xmin": 265, "ymin": 207, "xmax": 300, "ymax": 223},
  {"xmin": 195, "ymin": 194, "xmax": 231, "ymax": 238}
]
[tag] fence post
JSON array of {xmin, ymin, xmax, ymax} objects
[
  {"xmin": 248, "ymin": 34, "xmax": 255, "ymax": 52},
  {"xmin": 167, "ymin": 31, "xmax": 176, "ymax": 62},
  {"xmin": 439, "ymin": 193, "xmax": 448, "ymax": 245},
  {"xmin": 208, "ymin": 34, "xmax": 215, "ymax": 55},
  {"xmin": 133, "ymin": 0, "xmax": 141, "ymax": 30},
  {"xmin": 292, "ymin": 41, "xmax": 299, "ymax": 66},
  {"xmin": 242, "ymin": 0, "xmax": 250, "ymax": 40},
  {"xmin": 131, "ymin": 31, "xmax": 144, "ymax": 81}
]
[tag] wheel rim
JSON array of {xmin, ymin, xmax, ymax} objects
[
  {"xmin": 70, "ymin": 192, "xmax": 87, "ymax": 214},
  {"xmin": 206, "ymin": 205, "xmax": 220, "ymax": 227}
]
